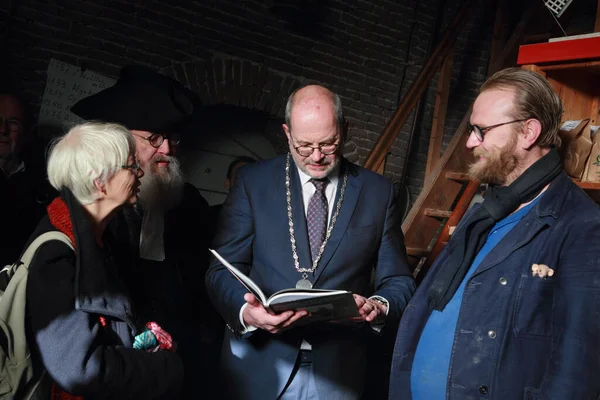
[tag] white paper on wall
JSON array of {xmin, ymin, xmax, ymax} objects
[{"xmin": 38, "ymin": 59, "xmax": 116, "ymax": 134}]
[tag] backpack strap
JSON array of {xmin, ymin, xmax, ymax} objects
[
  {"xmin": 1, "ymin": 232, "xmax": 74, "ymax": 281},
  {"xmin": 19, "ymin": 232, "xmax": 74, "ymax": 267},
  {"xmin": 0, "ymin": 231, "xmax": 74, "ymax": 399}
]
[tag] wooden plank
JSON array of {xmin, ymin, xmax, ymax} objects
[
  {"xmin": 424, "ymin": 209, "xmax": 453, "ymax": 218},
  {"xmin": 406, "ymin": 247, "xmax": 429, "ymax": 258},
  {"xmin": 489, "ymin": 0, "xmax": 540, "ymax": 75},
  {"xmin": 488, "ymin": 0, "xmax": 508, "ymax": 72},
  {"xmin": 402, "ymin": 117, "xmax": 472, "ymax": 253},
  {"xmin": 536, "ymin": 60, "xmax": 600, "ymax": 72},
  {"xmin": 516, "ymin": 37, "xmax": 600, "ymax": 66},
  {"xmin": 415, "ymin": 180, "xmax": 481, "ymax": 283},
  {"xmin": 577, "ymin": 180, "xmax": 600, "ymax": 189},
  {"xmin": 364, "ymin": 0, "xmax": 478, "ymax": 172},
  {"xmin": 426, "ymin": 50, "xmax": 454, "ymax": 180},
  {"xmin": 445, "ymin": 171, "xmax": 471, "ymax": 181}
]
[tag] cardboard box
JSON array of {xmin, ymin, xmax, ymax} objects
[
  {"xmin": 582, "ymin": 125, "xmax": 600, "ymax": 182},
  {"xmin": 559, "ymin": 119, "xmax": 592, "ymax": 180}
]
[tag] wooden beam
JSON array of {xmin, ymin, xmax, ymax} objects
[
  {"xmin": 491, "ymin": 0, "xmax": 540, "ymax": 74},
  {"xmin": 424, "ymin": 209, "xmax": 453, "ymax": 218},
  {"xmin": 445, "ymin": 171, "xmax": 471, "ymax": 181},
  {"xmin": 406, "ymin": 247, "xmax": 429, "ymax": 258},
  {"xmin": 364, "ymin": 0, "xmax": 478, "ymax": 172},
  {"xmin": 488, "ymin": 0, "xmax": 508, "ymax": 72},
  {"xmin": 415, "ymin": 180, "xmax": 480, "ymax": 283},
  {"xmin": 426, "ymin": 50, "xmax": 454, "ymax": 180}
]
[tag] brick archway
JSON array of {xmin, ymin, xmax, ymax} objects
[{"xmin": 162, "ymin": 55, "xmax": 302, "ymax": 120}]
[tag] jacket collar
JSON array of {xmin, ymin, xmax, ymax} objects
[{"xmin": 49, "ymin": 190, "xmax": 135, "ymax": 324}]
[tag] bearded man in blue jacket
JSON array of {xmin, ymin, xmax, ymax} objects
[{"xmin": 389, "ymin": 67, "xmax": 600, "ymax": 399}]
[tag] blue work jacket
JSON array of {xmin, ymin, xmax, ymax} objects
[{"xmin": 390, "ymin": 172, "xmax": 600, "ymax": 400}]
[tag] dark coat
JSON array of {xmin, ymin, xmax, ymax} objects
[
  {"xmin": 0, "ymin": 162, "xmax": 54, "ymax": 267},
  {"xmin": 25, "ymin": 190, "xmax": 183, "ymax": 399},
  {"xmin": 206, "ymin": 156, "xmax": 416, "ymax": 400},
  {"xmin": 109, "ymin": 183, "xmax": 223, "ymax": 399},
  {"xmin": 390, "ymin": 172, "xmax": 600, "ymax": 400}
]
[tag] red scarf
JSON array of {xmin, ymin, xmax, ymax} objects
[
  {"xmin": 47, "ymin": 197, "xmax": 76, "ymax": 248},
  {"xmin": 46, "ymin": 197, "xmax": 84, "ymax": 400}
]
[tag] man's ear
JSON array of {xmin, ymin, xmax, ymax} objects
[
  {"xmin": 522, "ymin": 119, "xmax": 542, "ymax": 149},
  {"xmin": 283, "ymin": 123, "xmax": 291, "ymax": 143}
]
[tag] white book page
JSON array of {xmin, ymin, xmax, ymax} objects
[{"xmin": 209, "ymin": 249, "xmax": 268, "ymax": 305}]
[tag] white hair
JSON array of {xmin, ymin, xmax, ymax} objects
[{"xmin": 47, "ymin": 122, "xmax": 135, "ymax": 204}]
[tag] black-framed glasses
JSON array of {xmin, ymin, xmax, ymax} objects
[
  {"xmin": 122, "ymin": 162, "xmax": 142, "ymax": 174},
  {"xmin": 293, "ymin": 142, "xmax": 339, "ymax": 157},
  {"xmin": 468, "ymin": 119, "xmax": 527, "ymax": 142},
  {"xmin": 132, "ymin": 132, "xmax": 180, "ymax": 148},
  {"xmin": 0, "ymin": 117, "xmax": 22, "ymax": 133}
]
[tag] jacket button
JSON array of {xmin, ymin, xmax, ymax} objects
[
  {"xmin": 479, "ymin": 385, "xmax": 488, "ymax": 394},
  {"xmin": 499, "ymin": 277, "xmax": 507, "ymax": 285},
  {"xmin": 488, "ymin": 330, "xmax": 497, "ymax": 339}
]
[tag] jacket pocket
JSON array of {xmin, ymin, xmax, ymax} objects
[{"xmin": 512, "ymin": 274, "xmax": 554, "ymax": 340}]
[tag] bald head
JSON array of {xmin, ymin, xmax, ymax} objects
[
  {"xmin": 285, "ymin": 85, "xmax": 344, "ymax": 133},
  {"xmin": 282, "ymin": 85, "xmax": 344, "ymax": 179}
]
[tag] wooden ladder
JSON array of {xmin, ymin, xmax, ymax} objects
[{"xmin": 364, "ymin": 0, "xmax": 541, "ymax": 277}]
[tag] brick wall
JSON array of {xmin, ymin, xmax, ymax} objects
[{"xmin": 3, "ymin": 0, "xmax": 494, "ymax": 200}]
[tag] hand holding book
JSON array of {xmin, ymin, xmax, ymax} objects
[
  {"xmin": 210, "ymin": 249, "xmax": 360, "ymax": 330},
  {"xmin": 242, "ymin": 293, "xmax": 309, "ymax": 334}
]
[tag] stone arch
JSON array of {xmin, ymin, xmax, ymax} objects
[{"xmin": 162, "ymin": 54, "xmax": 303, "ymax": 154}]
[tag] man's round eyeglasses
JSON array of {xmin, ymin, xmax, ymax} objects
[
  {"xmin": 122, "ymin": 162, "xmax": 142, "ymax": 173},
  {"xmin": 0, "ymin": 117, "xmax": 22, "ymax": 133},
  {"xmin": 293, "ymin": 143, "xmax": 339, "ymax": 157},
  {"xmin": 468, "ymin": 119, "xmax": 527, "ymax": 142},
  {"xmin": 133, "ymin": 132, "xmax": 180, "ymax": 148}
]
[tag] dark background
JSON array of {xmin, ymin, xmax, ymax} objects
[{"xmin": 1, "ymin": 0, "xmax": 597, "ymax": 202}]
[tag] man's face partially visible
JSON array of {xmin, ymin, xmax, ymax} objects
[
  {"xmin": 282, "ymin": 91, "xmax": 341, "ymax": 180},
  {"xmin": 0, "ymin": 95, "xmax": 26, "ymax": 166},
  {"xmin": 466, "ymin": 89, "xmax": 523, "ymax": 186},
  {"xmin": 469, "ymin": 132, "xmax": 519, "ymax": 185},
  {"xmin": 131, "ymin": 129, "xmax": 184, "ymax": 209}
]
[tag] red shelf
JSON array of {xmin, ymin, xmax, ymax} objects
[{"xmin": 517, "ymin": 37, "xmax": 600, "ymax": 66}]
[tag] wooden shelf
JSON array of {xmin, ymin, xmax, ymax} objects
[
  {"xmin": 517, "ymin": 37, "xmax": 600, "ymax": 66},
  {"xmin": 574, "ymin": 180, "xmax": 600, "ymax": 190}
]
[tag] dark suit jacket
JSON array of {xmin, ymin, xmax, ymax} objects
[{"xmin": 206, "ymin": 155, "xmax": 415, "ymax": 400}]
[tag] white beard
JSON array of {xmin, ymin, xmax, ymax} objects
[{"xmin": 138, "ymin": 156, "xmax": 185, "ymax": 211}]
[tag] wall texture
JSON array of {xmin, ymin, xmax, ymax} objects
[{"xmin": 2, "ymin": 0, "xmax": 494, "ymax": 200}]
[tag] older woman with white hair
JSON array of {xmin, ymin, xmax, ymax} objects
[{"xmin": 24, "ymin": 122, "xmax": 183, "ymax": 399}]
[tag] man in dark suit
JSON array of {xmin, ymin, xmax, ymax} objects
[{"xmin": 206, "ymin": 84, "xmax": 415, "ymax": 400}]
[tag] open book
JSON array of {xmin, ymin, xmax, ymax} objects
[{"xmin": 210, "ymin": 249, "xmax": 359, "ymax": 323}]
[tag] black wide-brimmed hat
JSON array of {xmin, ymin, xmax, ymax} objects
[{"xmin": 71, "ymin": 64, "xmax": 200, "ymax": 133}]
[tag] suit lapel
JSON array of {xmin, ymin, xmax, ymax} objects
[{"xmin": 313, "ymin": 162, "xmax": 362, "ymax": 284}]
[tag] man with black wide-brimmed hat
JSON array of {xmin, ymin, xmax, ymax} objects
[{"xmin": 72, "ymin": 64, "xmax": 222, "ymax": 399}]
